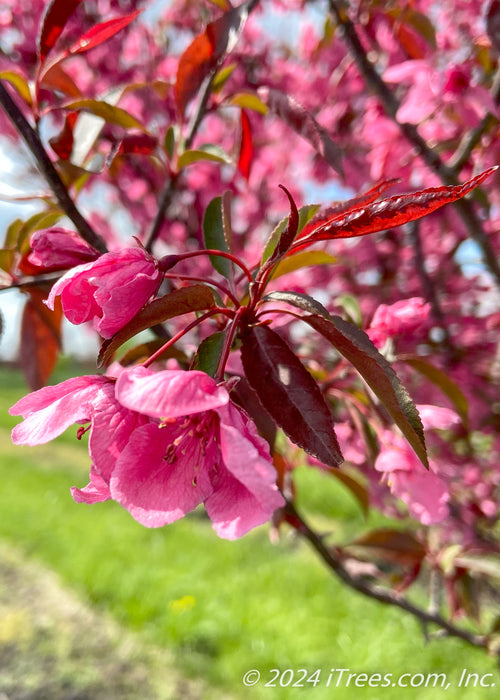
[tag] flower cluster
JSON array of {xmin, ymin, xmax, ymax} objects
[{"xmin": 10, "ymin": 366, "xmax": 284, "ymax": 539}]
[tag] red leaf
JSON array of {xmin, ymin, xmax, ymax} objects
[
  {"xmin": 271, "ymin": 185, "xmax": 299, "ymax": 261},
  {"xmin": 240, "ymin": 323, "xmax": 343, "ymax": 468},
  {"xmin": 38, "ymin": 0, "xmax": 84, "ymax": 64},
  {"xmin": 300, "ymin": 178, "xmax": 399, "ymax": 238},
  {"xmin": 298, "ymin": 167, "xmax": 497, "ymax": 245},
  {"xmin": 258, "ymin": 87, "xmax": 343, "ymax": 176},
  {"xmin": 175, "ymin": 1, "xmax": 251, "ymax": 117},
  {"xmin": 49, "ymin": 111, "xmax": 78, "ymax": 159},
  {"xmin": 237, "ymin": 109, "xmax": 253, "ymax": 180},
  {"xmin": 20, "ymin": 289, "xmax": 62, "ymax": 390},
  {"xmin": 67, "ymin": 10, "xmax": 142, "ymax": 55},
  {"xmin": 115, "ymin": 133, "xmax": 158, "ymax": 157}
]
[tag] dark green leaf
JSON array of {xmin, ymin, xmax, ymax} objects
[{"xmin": 203, "ymin": 196, "xmax": 231, "ymax": 278}]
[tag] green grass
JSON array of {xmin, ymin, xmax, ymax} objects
[{"xmin": 1, "ymin": 363, "xmax": 499, "ymax": 698}]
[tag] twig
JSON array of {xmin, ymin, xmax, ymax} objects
[
  {"xmin": 285, "ymin": 501, "xmax": 491, "ymax": 652},
  {"xmin": 327, "ymin": 1, "xmax": 500, "ymax": 286},
  {"xmin": 0, "ymin": 81, "xmax": 108, "ymax": 255}
]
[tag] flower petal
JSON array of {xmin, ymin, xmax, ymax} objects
[
  {"xmin": 115, "ymin": 366, "xmax": 229, "ymax": 418},
  {"xmin": 71, "ymin": 466, "xmax": 111, "ymax": 504},
  {"xmin": 10, "ymin": 375, "xmax": 108, "ymax": 445},
  {"xmin": 110, "ymin": 423, "xmax": 213, "ymax": 527}
]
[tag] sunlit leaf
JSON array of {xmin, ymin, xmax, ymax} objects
[
  {"xmin": 237, "ymin": 109, "xmax": 253, "ymax": 180},
  {"xmin": 177, "ymin": 144, "xmax": 232, "ymax": 169},
  {"xmin": 226, "ymin": 92, "xmax": 268, "ymax": 114},
  {"xmin": 0, "ymin": 71, "xmax": 32, "ymax": 106},
  {"xmin": 63, "ymin": 99, "xmax": 148, "ymax": 131},
  {"xmin": 67, "ymin": 11, "xmax": 142, "ymax": 55},
  {"xmin": 270, "ymin": 251, "xmax": 336, "ymax": 280}
]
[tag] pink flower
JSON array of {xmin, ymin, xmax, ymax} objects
[
  {"xmin": 367, "ymin": 297, "xmax": 431, "ymax": 347},
  {"xmin": 46, "ymin": 247, "xmax": 163, "ymax": 339},
  {"xmin": 114, "ymin": 366, "xmax": 285, "ymax": 538},
  {"xmin": 10, "ymin": 367, "xmax": 284, "ymax": 539},
  {"xmin": 28, "ymin": 228, "xmax": 99, "ymax": 271},
  {"xmin": 375, "ymin": 431, "xmax": 449, "ymax": 525}
]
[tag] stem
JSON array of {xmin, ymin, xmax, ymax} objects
[
  {"xmin": 174, "ymin": 249, "xmax": 253, "ymax": 283},
  {"xmin": 0, "ymin": 80, "xmax": 108, "ymax": 255},
  {"xmin": 215, "ymin": 306, "xmax": 245, "ymax": 381},
  {"xmin": 327, "ymin": 1, "xmax": 500, "ymax": 286},
  {"xmin": 285, "ymin": 500, "xmax": 490, "ymax": 652},
  {"xmin": 143, "ymin": 308, "xmax": 230, "ymax": 367},
  {"xmin": 163, "ymin": 272, "xmax": 240, "ymax": 307}
]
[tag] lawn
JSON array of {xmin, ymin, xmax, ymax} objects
[{"xmin": 0, "ymin": 362, "xmax": 498, "ymax": 699}]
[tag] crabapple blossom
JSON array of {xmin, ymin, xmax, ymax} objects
[{"xmin": 46, "ymin": 247, "xmax": 163, "ymax": 338}]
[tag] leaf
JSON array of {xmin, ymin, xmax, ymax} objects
[
  {"xmin": 226, "ymin": 92, "xmax": 268, "ymax": 114},
  {"xmin": 240, "ymin": 323, "xmax": 343, "ymax": 467},
  {"xmin": 39, "ymin": 63, "xmax": 81, "ymax": 97},
  {"xmin": 203, "ymin": 196, "xmax": 231, "ymax": 278},
  {"xmin": 237, "ymin": 109, "xmax": 253, "ymax": 180},
  {"xmin": 20, "ymin": 289, "xmax": 62, "ymax": 390},
  {"xmin": 261, "ymin": 216, "xmax": 288, "ymax": 264},
  {"xmin": 164, "ymin": 125, "xmax": 176, "ymax": 160},
  {"xmin": 270, "ymin": 251, "xmax": 337, "ymax": 280},
  {"xmin": 98, "ymin": 286, "xmax": 215, "ymax": 366},
  {"xmin": 257, "ymin": 86, "xmax": 343, "ymax": 177},
  {"xmin": 403, "ymin": 356, "xmax": 469, "ymax": 427},
  {"xmin": 263, "ymin": 290, "xmax": 330, "ymax": 319},
  {"xmin": 0, "ymin": 71, "xmax": 32, "ymax": 106},
  {"xmin": 177, "ymin": 144, "xmax": 232, "ymax": 169},
  {"xmin": 261, "ymin": 204, "xmax": 321, "ymax": 264},
  {"xmin": 304, "ymin": 314, "xmax": 428, "ymax": 468},
  {"xmin": 231, "ymin": 376, "xmax": 277, "ymax": 450},
  {"xmin": 49, "ymin": 111, "xmax": 78, "ymax": 159},
  {"xmin": 270, "ymin": 185, "xmax": 299, "ymax": 261},
  {"xmin": 301, "ymin": 168, "xmax": 498, "ymax": 243},
  {"xmin": 175, "ymin": 1, "xmax": 251, "ymax": 116},
  {"xmin": 192, "ymin": 331, "xmax": 226, "ymax": 377},
  {"xmin": 63, "ymin": 99, "xmax": 148, "ymax": 131},
  {"xmin": 38, "ymin": 0, "xmax": 83, "ymax": 64},
  {"xmin": 0, "ymin": 249, "xmax": 15, "ymax": 274},
  {"xmin": 221, "ymin": 190, "xmax": 233, "ymax": 253},
  {"xmin": 212, "ymin": 63, "xmax": 237, "ymax": 92},
  {"xmin": 66, "ymin": 11, "xmax": 142, "ymax": 55},
  {"xmin": 348, "ymin": 528, "xmax": 426, "ymax": 566},
  {"xmin": 335, "ymin": 294, "xmax": 362, "ymax": 326},
  {"xmin": 114, "ymin": 133, "xmax": 158, "ymax": 157},
  {"xmin": 301, "ymin": 180, "xmax": 398, "ymax": 238}
]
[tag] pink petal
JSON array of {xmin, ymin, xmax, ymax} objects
[
  {"xmin": 88, "ymin": 382, "xmax": 149, "ymax": 482},
  {"xmin": 115, "ymin": 366, "xmax": 229, "ymax": 418},
  {"xmin": 417, "ymin": 405, "xmax": 460, "ymax": 431},
  {"xmin": 389, "ymin": 469, "xmax": 450, "ymax": 525},
  {"xmin": 71, "ymin": 466, "xmax": 111, "ymax": 504},
  {"xmin": 207, "ymin": 402, "xmax": 284, "ymax": 539},
  {"xmin": 10, "ymin": 376, "xmax": 108, "ymax": 445},
  {"xmin": 110, "ymin": 423, "xmax": 213, "ymax": 527}
]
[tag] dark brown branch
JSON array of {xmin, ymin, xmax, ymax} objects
[
  {"xmin": 327, "ymin": 1, "xmax": 500, "ymax": 286},
  {"xmin": 285, "ymin": 501, "xmax": 491, "ymax": 652},
  {"xmin": 0, "ymin": 80, "xmax": 108, "ymax": 255}
]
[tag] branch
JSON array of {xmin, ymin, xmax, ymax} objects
[
  {"xmin": 327, "ymin": 1, "xmax": 500, "ymax": 286},
  {"xmin": 285, "ymin": 501, "xmax": 491, "ymax": 652},
  {"xmin": 0, "ymin": 81, "xmax": 108, "ymax": 255}
]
